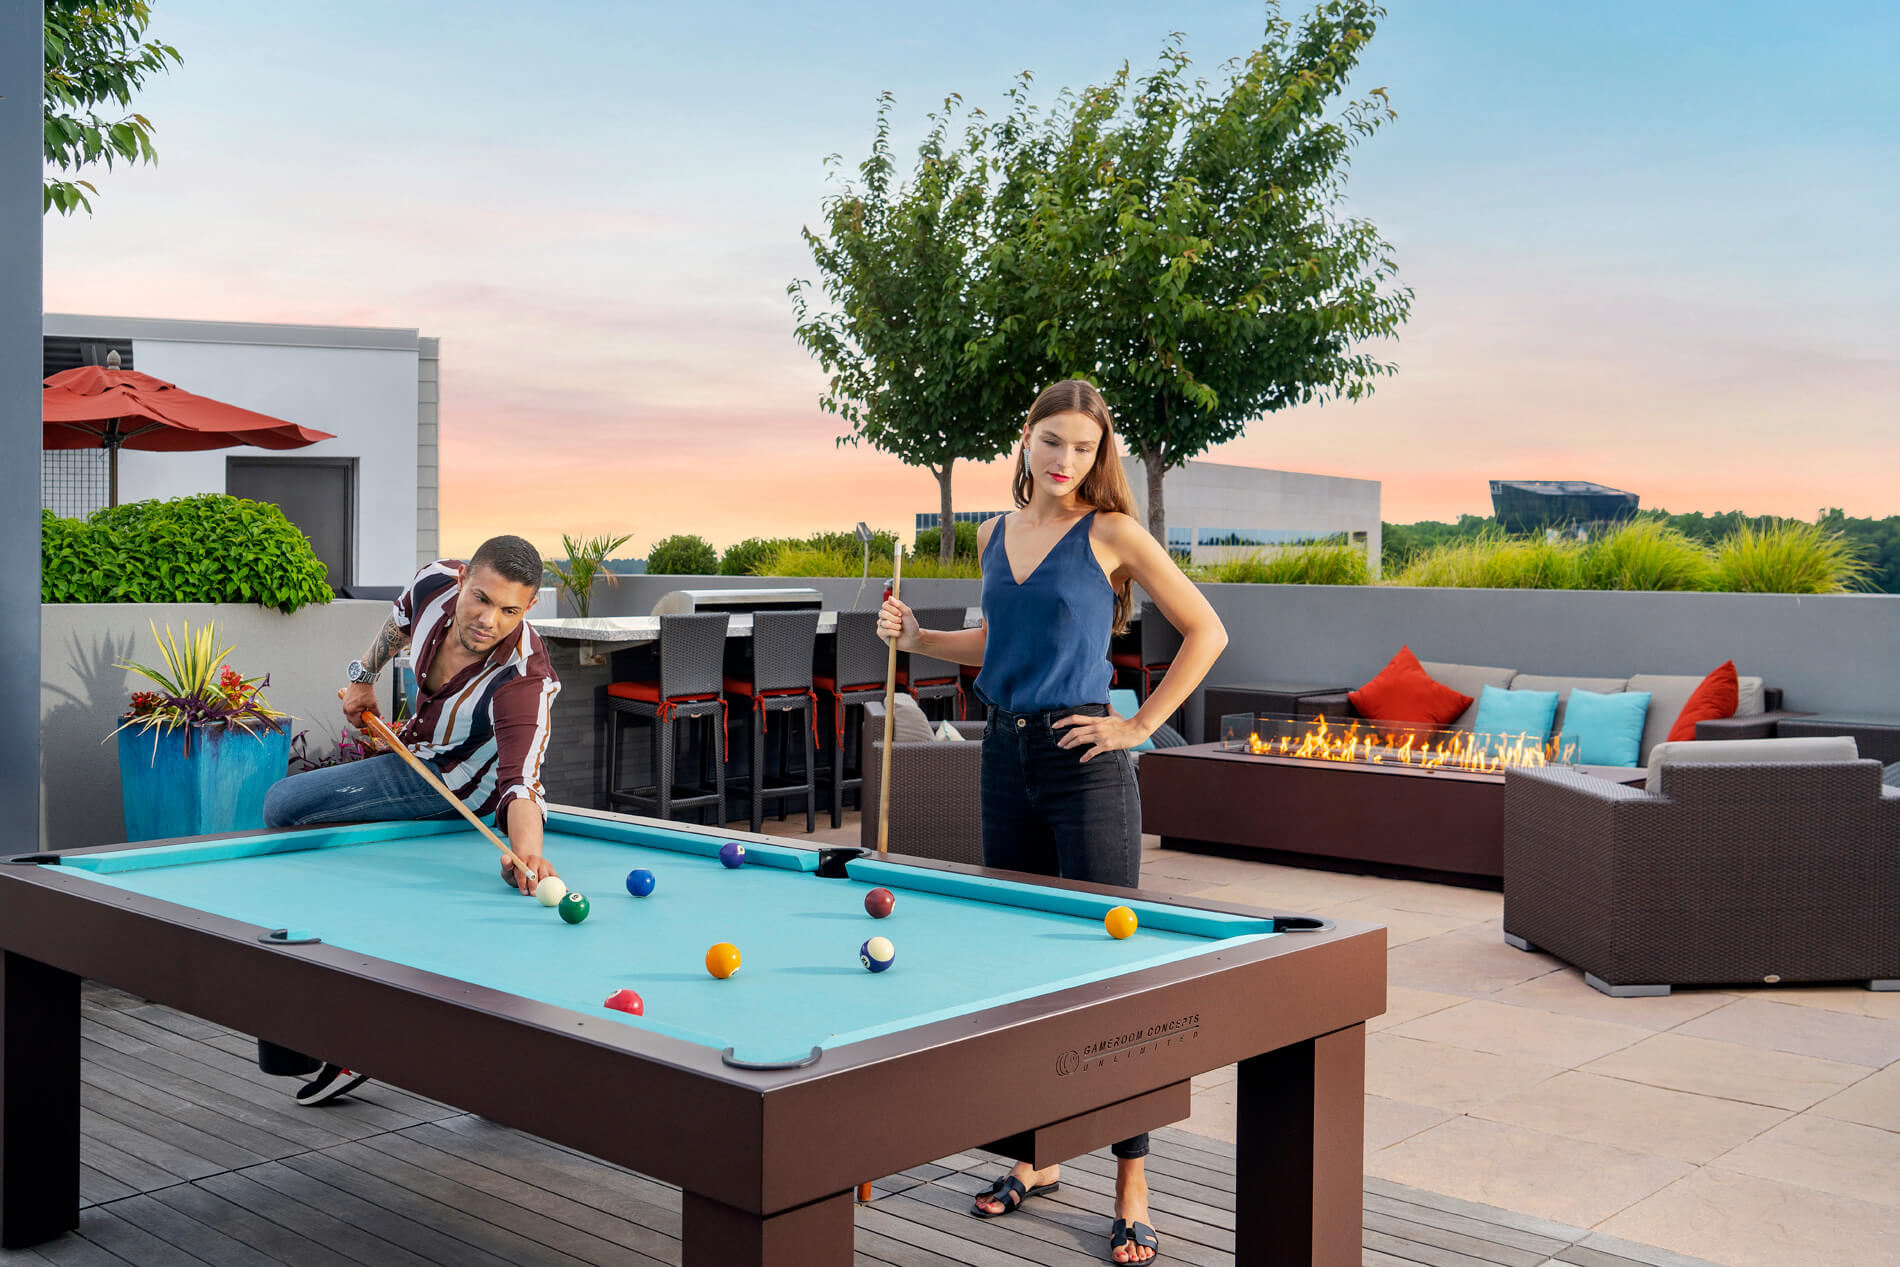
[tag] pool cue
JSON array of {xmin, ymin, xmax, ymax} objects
[
  {"xmin": 860, "ymin": 546, "xmax": 904, "ymax": 1206},
  {"xmin": 352, "ymin": 703, "xmax": 536, "ymax": 881},
  {"xmin": 876, "ymin": 545, "xmax": 903, "ymax": 857}
]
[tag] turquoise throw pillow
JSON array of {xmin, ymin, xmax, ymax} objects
[
  {"xmin": 1559, "ymin": 689, "xmax": 1651, "ymax": 766},
  {"xmin": 1108, "ymin": 688, "xmax": 1156, "ymax": 751},
  {"xmin": 1470, "ymin": 684, "xmax": 1558, "ymax": 745}
]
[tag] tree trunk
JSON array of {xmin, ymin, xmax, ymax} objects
[
  {"xmin": 937, "ymin": 456, "xmax": 956, "ymax": 565},
  {"xmin": 1141, "ymin": 443, "xmax": 1168, "ymax": 545}
]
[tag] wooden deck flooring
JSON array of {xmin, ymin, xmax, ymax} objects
[{"xmin": 0, "ymin": 985, "xmax": 1720, "ymax": 1267}]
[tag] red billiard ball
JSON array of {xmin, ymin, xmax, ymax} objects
[
  {"xmin": 864, "ymin": 888, "xmax": 895, "ymax": 919},
  {"xmin": 604, "ymin": 988, "xmax": 643, "ymax": 1016}
]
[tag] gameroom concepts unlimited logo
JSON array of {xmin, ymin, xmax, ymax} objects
[{"xmin": 1056, "ymin": 1013, "xmax": 1200, "ymax": 1076}]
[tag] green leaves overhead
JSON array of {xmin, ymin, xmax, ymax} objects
[
  {"xmin": 795, "ymin": 1, "xmax": 1413, "ymax": 546},
  {"xmin": 43, "ymin": 0, "xmax": 182, "ymax": 216}
]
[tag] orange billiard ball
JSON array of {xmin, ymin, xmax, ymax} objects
[
  {"xmin": 705, "ymin": 942, "xmax": 742, "ymax": 979},
  {"xmin": 1105, "ymin": 906, "xmax": 1138, "ymax": 940}
]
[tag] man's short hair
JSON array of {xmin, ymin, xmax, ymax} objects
[{"xmin": 469, "ymin": 535, "xmax": 544, "ymax": 589}]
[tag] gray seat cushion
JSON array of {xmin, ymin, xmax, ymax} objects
[
  {"xmin": 1645, "ymin": 735, "xmax": 1859, "ymax": 794},
  {"xmin": 889, "ymin": 693, "xmax": 939, "ymax": 743},
  {"xmin": 1627, "ymin": 672, "xmax": 1766, "ymax": 765}
]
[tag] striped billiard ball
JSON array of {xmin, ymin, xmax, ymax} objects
[{"xmin": 859, "ymin": 936, "xmax": 895, "ymax": 973}]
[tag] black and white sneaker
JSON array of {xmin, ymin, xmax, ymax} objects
[{"xmin": 295, "ymin": 1063, "xmax": 369, "ymax": 1106}]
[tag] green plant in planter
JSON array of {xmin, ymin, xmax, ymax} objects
[
  {"xmin": 646, "ymin": 533, "xmax": 719, "ymax": 575},
  {"xmin": 112, "ymin": 621, "xmax": 291, "ymax": 841},
  {"xmin": 545, "ymin": 531, "xmax": 633, "ymax": 617}
]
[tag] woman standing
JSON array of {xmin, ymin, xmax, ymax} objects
[{"xmin": 879, "ymin": 379, "xmax": 1227, "ymax": 1265}]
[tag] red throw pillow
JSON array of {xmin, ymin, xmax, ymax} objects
[
  {"xmin": 1349, "ymin": 646, "xmax": 1474, "ymax": 725},
  {"xmin": 1667, "ymin": 660, "xmax": 1740, "ymax": 741}
]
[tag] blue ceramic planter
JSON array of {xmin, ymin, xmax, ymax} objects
[{"xmin": 117, "ymin": 722, "xmax": 291, "ymax": 842}]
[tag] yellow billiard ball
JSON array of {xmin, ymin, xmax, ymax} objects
[
  {"xmin": 1105, "ymin": 906, "xmax": 1138, "ymax": 940},
  {"xmin": 706, "ymin": 942, "xmax": 742, "ymax": 979}
]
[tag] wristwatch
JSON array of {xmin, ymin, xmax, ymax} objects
[{"xmin": 346, "ymin": 659, "xmax": 378, "ymax": 685}]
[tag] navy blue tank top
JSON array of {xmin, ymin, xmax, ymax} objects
[{"xmin": 974, "ymin": 511, "xmax": 1115, "ymax": 713}]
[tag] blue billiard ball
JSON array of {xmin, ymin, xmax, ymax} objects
[
  {"xmin": 719, "ymin": 841, "xmax": 746, "ymax": 869},
  {"xmin": 626, "ymin": 869, "xmax": 656, "ymax": 898},
  {"xmin": 859, "ymin": 936, "xmax": 895, "ymax": 973}
]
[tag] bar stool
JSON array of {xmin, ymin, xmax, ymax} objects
[
  {"xmin": 605, "ymin": 612, "xmax": 729, "ymax": 823},
  {"xmin": 723, "ymin": 610, "xmax": 819, "ymax": 834},
  {"xmin": 813, "ymin": 610, "xmax": 888, "ymax": 829},
  {"xmin": 1112, "ymin": 604, "xmax": 1183, "ymax": 701},
  {"xmin": 898, "ymin": 606, "xmax": 966, "ymax": 722}
]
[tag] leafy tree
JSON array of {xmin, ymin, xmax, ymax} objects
[
  {"xmin": 983, "ymin": 2, "xmax": 1411, "ymax": 540},
  {"xmin": 43, "ymin": 0, "xmax": 182, "ymax": 215},
  {"xmin": 791, "ymin": 95, "xmax": 1053, "ymax": 563},
  {"xmin": 645, "ymin": 534, "xmax": 719, "ymax": 576}
]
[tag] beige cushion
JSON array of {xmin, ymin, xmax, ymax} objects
[
  {"xmin": 1511, "ymin": 675, "xmax": 1629, "ymax": 736},
  {"xmin": 889, "ymin": 693, "xmax": 938, "ymax": 743},
  {"xmin": 1419, "ymin": 661, "xmax": 1518, "ymax": 731},
  {"xmin": 1627, "ymin": 673, "xmax": 1762, "ymax": 763},
  {"xmin": 935, "ymin": 719, "xmax": 967, "ymax": 742},
  {"xmin": 1645, "ymin": 735, "xmax": 1859, "ymax": 793}
]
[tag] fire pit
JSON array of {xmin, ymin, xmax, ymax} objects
[{"xmin": 1219, "ymin": 712, "xmax": 1577, "ymax": 773}]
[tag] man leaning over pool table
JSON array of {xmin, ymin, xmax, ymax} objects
[{"xmin": 253, "ymin": 533, "xmax": 563, "ymax": 1105}]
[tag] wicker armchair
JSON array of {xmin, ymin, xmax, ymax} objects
[
  {"xmin": 857, "ymin": 701, "xmax": 984, "ymax": 865},
  {"xmin": 1502, "ymin": 761, "xmax": 1900, "ymax": 996}
]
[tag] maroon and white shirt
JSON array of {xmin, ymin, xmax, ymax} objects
[{"xmin": 393, "ymin": 561, "xmax": 560, "ymax": 834}]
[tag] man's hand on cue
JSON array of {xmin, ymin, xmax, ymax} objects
[
  {"xmin": 340, "ymin": 681, "xmax": 380, "ymax": 731},
  {"xmin": 500, "ymin": 852, "xmax": 556, "ymax": 894}
]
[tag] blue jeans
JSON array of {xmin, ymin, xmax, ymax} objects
[
  {"xmin": 981, "ymin": 702, "xmax": 1148, "ymax": 1161},
  {"xmin": 262, "ymin": 753, "xmax": 463, "ymax": 828}
]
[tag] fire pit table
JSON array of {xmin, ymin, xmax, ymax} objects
[{"xmin": 1140, "ymin": 713, "xmax": 1644, "ymax": 885}]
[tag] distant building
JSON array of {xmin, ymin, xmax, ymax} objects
[
  {"xmin": 1123, "ymin": 457, "xmax": 1382, "ymax": 576},
  {"xmin": 914, "ymin": 459, "xmax": 1382, "ymax": 574},
  {"xmin": 43, "ymin": 314, "xmax": 439, "ymax": 589},
  {"xmin": 1488, "ymin": 480, "xmax": 1638, "ymax": 536}
]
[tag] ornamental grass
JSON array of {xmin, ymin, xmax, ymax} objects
[
  {"xmin": 1711, "ymin": 521, "xmax": 1872, "ymax": 594},
  {"xmin": 1195, "ymin": 542, "xmax": 1371, "ymax": 585}
]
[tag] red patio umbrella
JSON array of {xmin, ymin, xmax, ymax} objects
[{"xmin": 43, "ymin": 356, "xmax": 336, "ymax": 507}]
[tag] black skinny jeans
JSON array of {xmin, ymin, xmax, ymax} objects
[{"xmin": 981, "ymin": 702, "xmax": 1148, "ymax": 1161}]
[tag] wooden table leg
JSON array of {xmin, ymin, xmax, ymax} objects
[
  {"xmin": 681, "ymin": 1188, "xmax": 854, "ymax": 1267},
  {"xmin": 1, "ymin": 951, "xmax": 80, "ymax": 1248},
  {"xmin": 1235, "ymin": 1024, "xmax": 1366, "ymax": 1266}
]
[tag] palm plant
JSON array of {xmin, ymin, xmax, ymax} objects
[{"xmin": 546, "ymin": 531, "xmax": 633, "ymax": 618}]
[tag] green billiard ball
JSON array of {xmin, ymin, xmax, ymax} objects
[{"xmin": 558, "ymin": 892, "xmax": 590, "ymax": 925}]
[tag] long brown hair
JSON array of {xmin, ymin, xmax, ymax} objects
[{"xmin": 1010, "ymin": 380, "xmax": 1138, "ymax": 635}]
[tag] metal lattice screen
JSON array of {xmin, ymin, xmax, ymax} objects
[{"xmin": 42, "ymin": 449, "xmax": 108, "ymax": 520}]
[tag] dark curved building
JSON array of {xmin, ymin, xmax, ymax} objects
[{"xmin": 1489, "ymin": 480, "xmax": 1639, "ymax": 535}]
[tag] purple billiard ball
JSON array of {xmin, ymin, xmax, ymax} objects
[
  {"xmin": 626, "ymin": 868, "xmax": 656, "ymax": 897},
  {"xmin": 719, "ymin": 841, "xmax": 746, "ymax": 869}
]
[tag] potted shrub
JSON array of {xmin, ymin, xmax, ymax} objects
[
  {"xmin": 545, "ymin": 531, "xmax": 633, "ymax": 618},
  {"xmin": 113, "ymin": 621, "xmax": 291, "ymax": 841}
]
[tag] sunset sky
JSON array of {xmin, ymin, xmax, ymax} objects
[{"xmin": 42, "ymin": 0, "xmax": 1899, "ymax": 559}]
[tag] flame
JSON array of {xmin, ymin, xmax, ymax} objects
[{"xmin": 1239, "ymin": 714, "xmax": 1576, "ymax": 772}]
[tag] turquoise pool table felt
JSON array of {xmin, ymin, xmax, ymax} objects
[{"xmin": 67, "ymin": 824, "xmax": 1276, "ymax": 1064}]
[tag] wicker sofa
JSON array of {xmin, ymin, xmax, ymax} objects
[
  {"xmin": 858, "ymin": 701, "xmax": 984, "ymax": 865},
  {"xmin": 1501, "ymin": 743, "xmax": 1900, "ymax": 996},
  {"xmin": 1300, "ymin": 660, "xmax": 1797, "ymax": 767}
]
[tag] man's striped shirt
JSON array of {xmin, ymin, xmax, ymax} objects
[{"xmin": 394, "ymin": 561, "xmax": 560, "ymax": 833}]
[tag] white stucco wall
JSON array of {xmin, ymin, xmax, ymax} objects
[
  {"xmin": 1123, "ymin": 457, "xmax": 1383, "ymax": 575},
  {"xmin": 45, "ymin": 316, "xmax": 425, "ymax": 588}
]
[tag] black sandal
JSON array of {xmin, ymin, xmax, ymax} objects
[
  {"xmin": 1109, "ymin": 1218, "xmax": 1161, "ymax": 1262},
  {"xmin": 969, "ymin": 1172, "xmax": 1060, "ymax": 1218}
]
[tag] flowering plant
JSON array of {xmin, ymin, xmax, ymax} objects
[
  {"xmin": 288, "ymin": 727, "xmax": 376, "ymax": 771},
  {"xmin": 114, "ymin": 620, "xmax": 287, "ymax": 748}
]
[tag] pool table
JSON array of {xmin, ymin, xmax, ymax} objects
[{"xmin": 0, "ymin": 807, "xmax": 1385, "ymax": 1265}]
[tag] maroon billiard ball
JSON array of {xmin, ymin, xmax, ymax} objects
[
  {"xmin": 864, "ymin": 887, "xmax": 895, "ymax": 919},
  {"xmin": 604, "ymin": 988, "xmax": 644, "ymax": 1016}
]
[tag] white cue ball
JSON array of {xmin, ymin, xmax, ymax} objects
[{"xmin": 534, "ymin": 876, "xmax": 568, "ymax": 908}]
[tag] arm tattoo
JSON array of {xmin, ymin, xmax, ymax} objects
[{"xmin": 361, "ymin": 614, "xmax": 411, "ymax": 674}]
